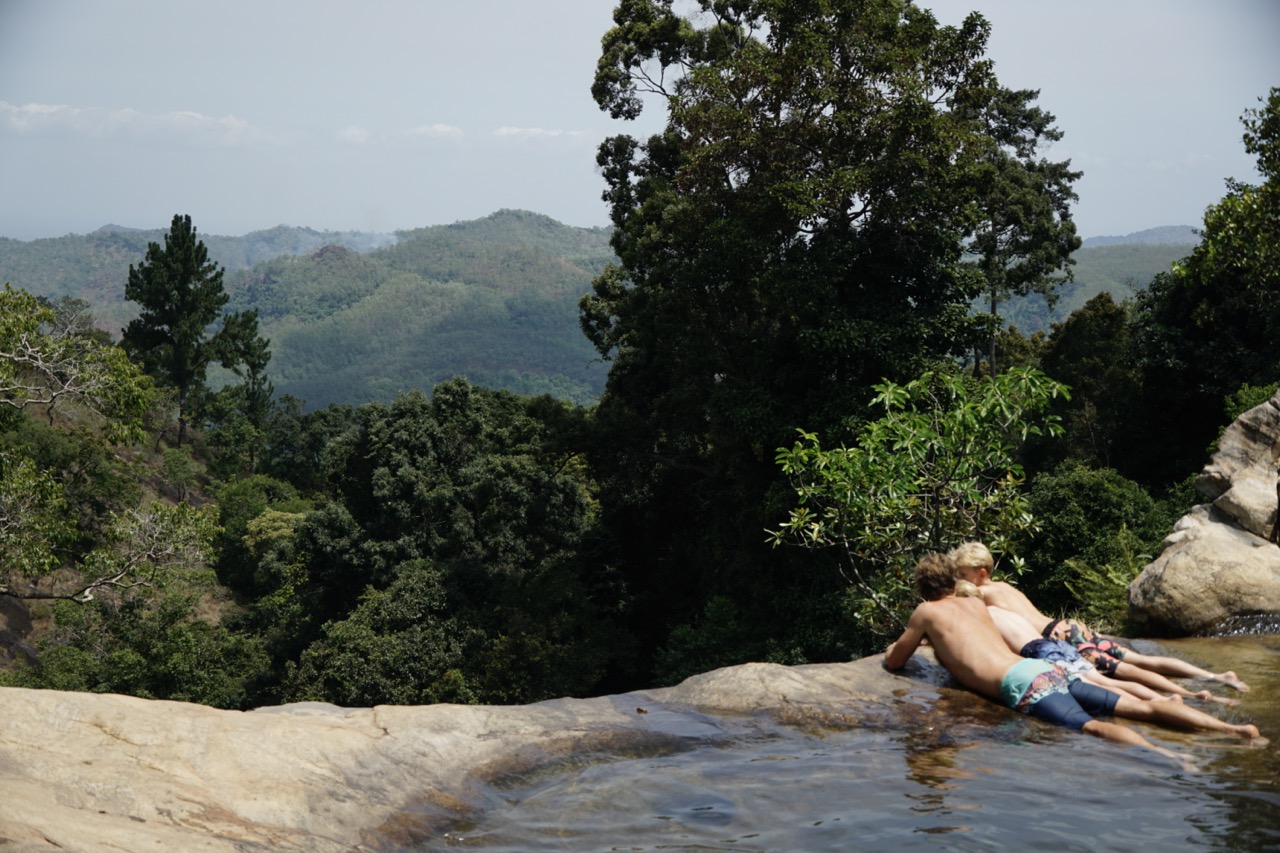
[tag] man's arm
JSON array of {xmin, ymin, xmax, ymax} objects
[{"xmin": 885, "ymin": 607, "xmax": 927, "ymax": 670}]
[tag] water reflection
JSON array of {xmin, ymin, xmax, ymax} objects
[{"xmin": 420, "ymin": 635, "xmax": 1279, "ymax": 852}]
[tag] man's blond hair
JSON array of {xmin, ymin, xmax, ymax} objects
[{"xmin": 950, "ymin": 541, "xmax": 994, "ymax": 571}]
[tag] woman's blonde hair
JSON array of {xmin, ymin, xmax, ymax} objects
[
  {"xmin": 954, "ymin": 579, "xmax": 984, "ymax": 599},
  {"xmin": 950, "ymin": 541, "xmax": 994, "ymax": 572}
]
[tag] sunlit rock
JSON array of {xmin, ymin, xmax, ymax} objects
[
  {"xmin": 0, "ymin": 652, "xmax": 957, "ymax": 851},
  {"xmin": 1130, "ymin": 389, "xmax": 1280, "ymax": 635}
]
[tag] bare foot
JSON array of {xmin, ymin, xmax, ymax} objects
[
  {"xmin": 1237, "ymin": 725, "xmax": 1267, "ymax": 746},
  {"xmin": 1216, "ymin": 730, "xmax": 1270, "ymax": 749},
  {"xmin": 1153, "ymin": 746, "xmax": 1200, "ymax": 772},
  {"xmin": 1196, "ymin": 690, "xmax": 1241, "ymax": 707},
  {"xmin": 1214, "ymin": 671, "xmax": 1250, "ymax": 692}
]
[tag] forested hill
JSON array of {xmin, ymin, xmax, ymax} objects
[
  {"xmin": 998, "ymin": 227, "xmax": 1198, "ymax": 334},
  {"xmin": 0, "ymin": 212, "xmax": 1191, "ymax": 408},
  {"xmin": 1081, "ymin": 225, "xmax": 1199, "ymax": 248},
  {"xmin": 0, "ymin": 223, "xmax": 397, "ymax": 330},
  {"xmin": 0, "ymin": 210, "xmax": 614, "ymax": 407},
  {"xmin": 224, "ymin": 210, "xmax": 615, "ymax": 406}
]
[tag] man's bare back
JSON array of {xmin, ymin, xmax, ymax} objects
[{"xmin": 886, "ymin": 593, "xmax": 1024, "ymax": 701}]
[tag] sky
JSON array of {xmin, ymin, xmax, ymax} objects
[{"xmin": 1, "ymin": 0, "xmax": 1277, "ymax": 242}]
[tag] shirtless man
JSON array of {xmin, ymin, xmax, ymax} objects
[
  {"xmin": 886, "ymin": 553, "xmax": 1179, "ymax": 756},
  {"xmin": 950, "ymin": 542, "xmax": 1249, "ymax": 699}
]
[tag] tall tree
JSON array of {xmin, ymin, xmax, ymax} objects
[
  {"xmin": 582, "ymin": 0, "xmax": 1080, "ymax": 671},
  {"xmin": 218, "ymin": 308, "xmax": 273, "ymax": 427},
  {"xmin": 1027, "ymin": 292, "xmax": 1139, "ymax": 473},
  {"xmin": 122, "ymin": 214, "xmax": 266, "ymax": 445},
  {"xmin": 203, "ymin": 309, "xmax": 274, "ymax": 476},
  {"xmin": 962, "ymin": 87, "xmax": 1082, "ymax": 376}
]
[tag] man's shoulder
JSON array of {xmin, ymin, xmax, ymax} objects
[
  {"xmin": 908, "ymin": 597, "xmax": 949, "ymax": 624},
  {"xmin": 983, "ymin": 580, "xmax": 1024, "ymax": 599},
  {"xmin": 916, "ymin": 594, "xmax": 982, "ymax": 624},
  {"xmin": 909, "ymin": 598, "xmax": 940, "ymax": 620}
]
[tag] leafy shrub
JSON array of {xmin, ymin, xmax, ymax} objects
[
  {"xmin": 5, "ymin": 596, "xmax": 268, "ymax": 709},
  {"xmin": 1060, "ymin": 525, "xmax": 1150, "ymax": 634},
  {"xmin": 773, "ymin": 367, "xmax": 1067, "ymax": 637},
  {"xmin": 1020, "ymin": 463, "xmax": 1167, "ymax": 615}
]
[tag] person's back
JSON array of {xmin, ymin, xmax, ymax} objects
[
  {"xmin": 907, "ymin": 595, "xmax": 1024, "ymax": 701},
  {"xmin": 986, "ymin": 604, "xmax": 1041, "ymax": 651},
  {"xmin": 975, "ymin": 579, "xmax": 1052, "ymax": 630}
]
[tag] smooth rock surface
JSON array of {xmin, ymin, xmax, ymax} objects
[
  {"xmin": 0, "ymin": 651, "xmax": 954, "ymax": 851},
  {"xmin": 1131, "ymin": 390, "xmax": 1280, "ymax": 634}
]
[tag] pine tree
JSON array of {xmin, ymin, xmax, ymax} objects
[{"xmin": 123, "ymin": 214, "xmax": 265, "ymax": 445}]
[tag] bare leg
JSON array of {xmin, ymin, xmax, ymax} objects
[
  {"xmin": 1112, "ymin": 661, "xmax": 1237, "ymax": 706},
  {"xmin": 1084, "ymin": 670, "xmax": 1168, "ymax": 701},
  {"xmin": 1081, "ymin": 719, "xmax": 1198, "ymax": 770},
  {"xmin": 1113, "ymin": 661, "xmax": 1203, "ymax": 696},
  {"xmin": 1112, "ymin": 695, "xmax": 1266, "ymax": 743},
  {"xmin": 1121, "ymin": 650, "xmax": 1250, "ymax": 692},
  {"xmin": 1082, "ymin": 718, "xmax": 1159, "ymax": 747}
]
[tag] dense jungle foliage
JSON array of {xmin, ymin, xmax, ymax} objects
[{"xmin": 0, "ymin": 1, "xmax": 1275, "ymax": 711}]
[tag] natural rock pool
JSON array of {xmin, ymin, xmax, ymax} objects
[{"xmin": 423, "ymin": 633, "xmax": 1279, "ymax": 852}]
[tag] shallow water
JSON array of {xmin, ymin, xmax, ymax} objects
[{"xmin": 418, "ymin": 634, "xmax": 1280, "ymax": 852}]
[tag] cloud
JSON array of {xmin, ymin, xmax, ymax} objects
[
  {"xmin": 336, "ymin": 124, "xmax": 466, "ymax": 146},
  {"xmin": 0, "ymin": 100, "xmax": 280, "ymax": 147},
  {"xmin": 336, "ymin": 125, "xmax": 374, "ymax": 144},
  {"xmin": 402, "ymin": 123, "xmax": 465, "ymax": 139},
  {"xmin": 492, "ymin": 126, "xmax": 591, "ymax": 141}
]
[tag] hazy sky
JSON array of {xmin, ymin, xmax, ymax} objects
[{"xmin": 2, "ymin": 1, "xmax": 1277, "ymax": 241}]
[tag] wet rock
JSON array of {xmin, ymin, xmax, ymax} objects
[{"xmin": 0, "ymin": 651, "xmax": 949, "ymax": 851}]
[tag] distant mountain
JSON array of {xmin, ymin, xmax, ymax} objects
[
  {"xmin": 998, "ymin": 234, "xmax": 1198, "ymax": 335},
  {"xmin": 0, "ymin": 210, "xmax": 612, "ymax": 408},
  {"xmin": 1081, "ymin": 225, "xmax": 1199, "ymax": 249},
  {"xmin": 222, "ymin": 210, "xmax": 614, "ymax": 406},
  {"xmin": 93, "ymin": 224, "xmax": 151, "ymax": 234},
  {"xmin": 0, "ymin": 223, "xmax": 401, "ymax": 331}
]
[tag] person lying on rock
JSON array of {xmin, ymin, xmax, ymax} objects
[
  {"xmin": 885, "ymin": 553, "xmax": 1196, "ymax": 763},
  {"xmin": 968, "ymin": 589, "xmax": 1264, "ymax": 741},
  {"xmin": 949, "ymin": 542, "xmax": 1249, "ymax": 699},
  {"xmin": 953, "ymin": 580, "xmax": 1170, "ymax": 703},
  {"xmin": 884, "ymin": 554, "xmax": 1264, "ymax": 766}
]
